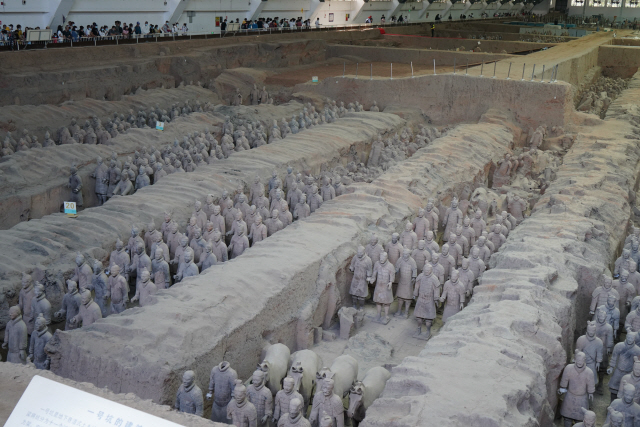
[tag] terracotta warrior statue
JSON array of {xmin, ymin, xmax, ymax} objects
[
  {"xmin": 413, "ymin": 264, "xmax": 440, "ymax": 340},
  {"xmin": 616, "ymin": 356, "xmax": 640, "ymax": 404},
  {"xmin": 472, "ymin": 236, "xmax": 491, "ymax": 265},
  {"xmin": 470, "ymin": 209, "xmax": 486, "ymax": 238},
  {"xmin": 365, "ymin": 235, "xmax": 384, "ymax": 268},
  {"xmin": 227, "ymin": 382, "xmax": 258, "ymax": 427},
  {"xmin": 250, "ymin": 84, "xmax": 260, "ymax": 105},
  {"xmin": 175, "ymin": 370, "xmax": 204, "ymax": 417},
  {"xmin": 349, "ymin": 246, "xmax": 373, "ymax": 310},
  {"xmin": 310, "ymin": 378, "xmax": 344, "ymax": 427},
  {"xmin": 424, "ymin": 231, "xmax": 439, "ymax": 255},
  {"xmin": 574, "ymin": 408, "xmax": 596, "ymax": 427},
  {"xmin": 68, "ymin": 165, "xmax": 83, "ymax": 208},
  {"xmin": 71, "ymin": 289, "xmax": 102, "ymax": 328},
  {"xmin": 603, "ymin": 294, "xmax": 621, "ymax": 339},
  {"xmin": 320, "ymin": 176, "xmax": 336, "ymax": 202},
  {"xmin": 443, "ymin": 198, "xmax": 463, "ymax": 243},
  {"xmin": 559, "ymin": 351, "xmax": 595, "ymax": 427},
  {"xmin": 112, "ymin": 169, "xmax": 134, "ymax": 196},
  {"xmin": 92, "ymin": 156, "xmax": 109, "ymax": 205},
  {"xmin": 29, "ymin": 313, "xmax": 52, "ymax": 369},
  {"xmin": 614, "ymin": 270, "xmax": 635, "ymax": 326},
  {"xmin": 400, "ymin": 222, "xmax": 418, "ymax": 251},
  {"xmin": 2, "ymin": 306, "xmax": 27, "ymax": 364},
  {"xmin": 107, "ymin": 265, "xmax": 128, "ymax": 314},
  {"xmin": 273, "ymin": 377, "xmax": 304, "ymax": 425},
  {"xmin": 424, "ymin": 199, "xmax": 439, "ymax": 234},
  {"xmin": 447, "ymin": 233, "xmax": 462, "ymax": 268},
  {"xmin": 412, "ymin": 209, "xmax": 430, "ymax": 242},
  {"xmin": 429, "ymin": 253, "xmax": 445, "ymax": 287},
  {"xmin": 460, "ymin": 217, "xmax": 477, "ymax": 249},
  {"xmin": 152, "ymin": 247, "xmax": 171, "ymax": 289},
  {"xmin": 55, "ymin": 280, "xmax": 82, "ymax": 330},
  {"xmin": 469, "ymin": 246, "xmax": 486, "ymax": 281},
  {"xmin": 411, "ymin": 240, "xmax": 431, "ymax": 273},
  {"xmin": 590, "ymin": 276, "xmax": 620, "ymax": 315},
  {"xmin": 595, "ymin": 306, "xmax": 615, "ymax": 392},
  {"xmin": 18, "ymin": 273, "xmax": 36, "ymax": 334},
  {"xmin": 249, "ymin": 215, "xmax": 268, "ymax": 246},
  {"xmin": 575, "ymin": 320, "xmax": 604, "ymax": 388},
  {"xmin": 277, "ymin": 397, "xmax": 309, "ymax": 427},
  {"xmin": 487, "ymin": 223, "xmax": 506, "ymax": 252},
  {"xmin": 385, "ymin": 233, "xmax": 403, "ymax": 267},
  {"xmin": 439, "ymin": 270, "xmax": 465, "ymax": 323},
  {"xmin": 72, "ymin": 252, "xmax": 94, "ymax": 291},
  {"xmin": 90, "ymin": 261, "xmax": 109, "ymax": 317},
  {"xmin": 174, "ymin": 249, "xmax": 199, "ymax": 282},
  {"xmin": 211, "ymin": 230, "xmax": 229, "ymax": 263},
  {"xmin": 293, "ymin": 194, "xmax": 310, "ymax": 220},
  {"xmin": 151, "ymin": 232, "xmax": 170, "ymax": 264},
  {"xmin": 30, "ymin": 283, "xmax": 52, "ymax": 330},
  {"xmin": 608, "ymin": 331, "xmax": 640, "ymax": 402},
  {"xmin": 605, "ymin": 407, "xmax": 625, "ymax": 427},
  {"xmin": 458, "ymin": 257, "xmax": 476, "ymax": 299},
  {"xmin": 229, "ymin": 227, "xmax": 250, "ymax": 259},
  {"xmin": 131, "ymin": 242, "xmax": 152, "ymax": 289},
  {"xmin": 368, "ymin": 253, "xmax": 395, "ymax": 324},
  {"xmin": 207, "ymin": 361, "xmax": 239, "ymax": 423},
  {"xmin": 615, "ymin": 249, "xmax": 638, "ymax": 277},
  {"xmin": 198, "ymin": 243, "xmax": 218, "ymax": 272},
  {"xmin": 454, "ymin": 224, "xmax": 470, "ymax": 258},
  {"xmin": 266, "ymin": 209, "xmax": 284, "ymax": 237},
  {"xmin": 607, "ymin": 382, "xmax": 640, "ymax": 427},
  {"xmin": 438, "ymin": 244, "xmax": 456, "ymax": 282},
  {"xmin": 247, "ymin": 369, "xmax": 273, "ymax": 425},
  {"xmin": 395, "ymin": 248, "xmax": 417, "ymax": 318},
  {"xmin": 233, "ymin": 88, "xmax": 243, "ymax": 106}
]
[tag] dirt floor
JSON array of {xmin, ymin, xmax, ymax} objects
[
  {"xmin": 313, "ymin": 300, "xmax": 445, "ymax": 380},
  {"xmin": 268, "ymin": 30, "xmax": 622, "ymax": 87},
  {"xmin": 267, "ymin": 61, "xmax": 456, "ymax": 86}
]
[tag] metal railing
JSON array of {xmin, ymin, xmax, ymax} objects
[
  {"xmin": 343, "ymin": 59, "xmax": 562, "ymax": 84},
  {"xmin": 0, "ymin": 17, "xmax": 510, "ymax": 52}
]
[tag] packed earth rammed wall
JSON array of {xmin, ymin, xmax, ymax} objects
[
  {"xmin": 0, "ymin": 97, "xmax": 308, "ymax": 228},
  {"xmin": 360, "ymin": 73, "xmax": 640, "ymax": 427},
  {"xmin": 0, "ymin": 39, "xmax": 330, "ymax": 106},
  {"xmin": 0, "ymin": 85, "xmax": 221, "ymax": 149},
  {"xmin": 295, "ymin": 74, "xmax": 572, "ymax": 129},
  {"xmin": 325, "ymin": 44, "xmax": 515, "ymax": 67},
  {"xmin": 45, "ymin": 110, "xmax": 517, "ymax": 415},
  {"xmin": 0, "ymin": 112, "xmax": 403, "ymax": 329}
]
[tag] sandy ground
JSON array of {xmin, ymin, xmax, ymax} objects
[
  {"xmin": 267, "ymin": 30, "xmax": 622, "ymax": 88},
  {"xmin": 265, "ymin": 58, "xmax": 559, "ymax": 88},
  {"xmin": 311, "ymin": 299, "xmax": 445, "ymax": 380},
  {"xmin": 267, "ymin": 61, "xmax": 456, "ymax": 86}
]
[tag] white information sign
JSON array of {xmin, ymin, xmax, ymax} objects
[
  {"xmin": 4, "ymin": 375, "xmax": 184, "ymax": 427},
  {"xmin": 63, "ymin": 201, "xmax": 76, "ymax": 215}
]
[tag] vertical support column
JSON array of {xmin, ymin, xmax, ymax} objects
[
  {"xmin": 49, "ymin": 0, "xmax": 74, "ymax": 31},
  {"xmin": 441, "ymin": 0, "xmax": 454, "ymax": 19},
  {"xmin": 249, "ymin": 0, "xmax": 268, "ymax": 21},
  {"xmin": 307, "ymin": 0, "xmax": 322, "ymax": 23},
  {"xmin": 390, "ymin": 0, "xmax": 405, "ymax": 19},
  {"xmin": 350, "ymin": 0, "xmax": 368, "ymax": 24},
  {"xmin": 166, "ymin": 0, "xmax": 189, "ymax": 25}
]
